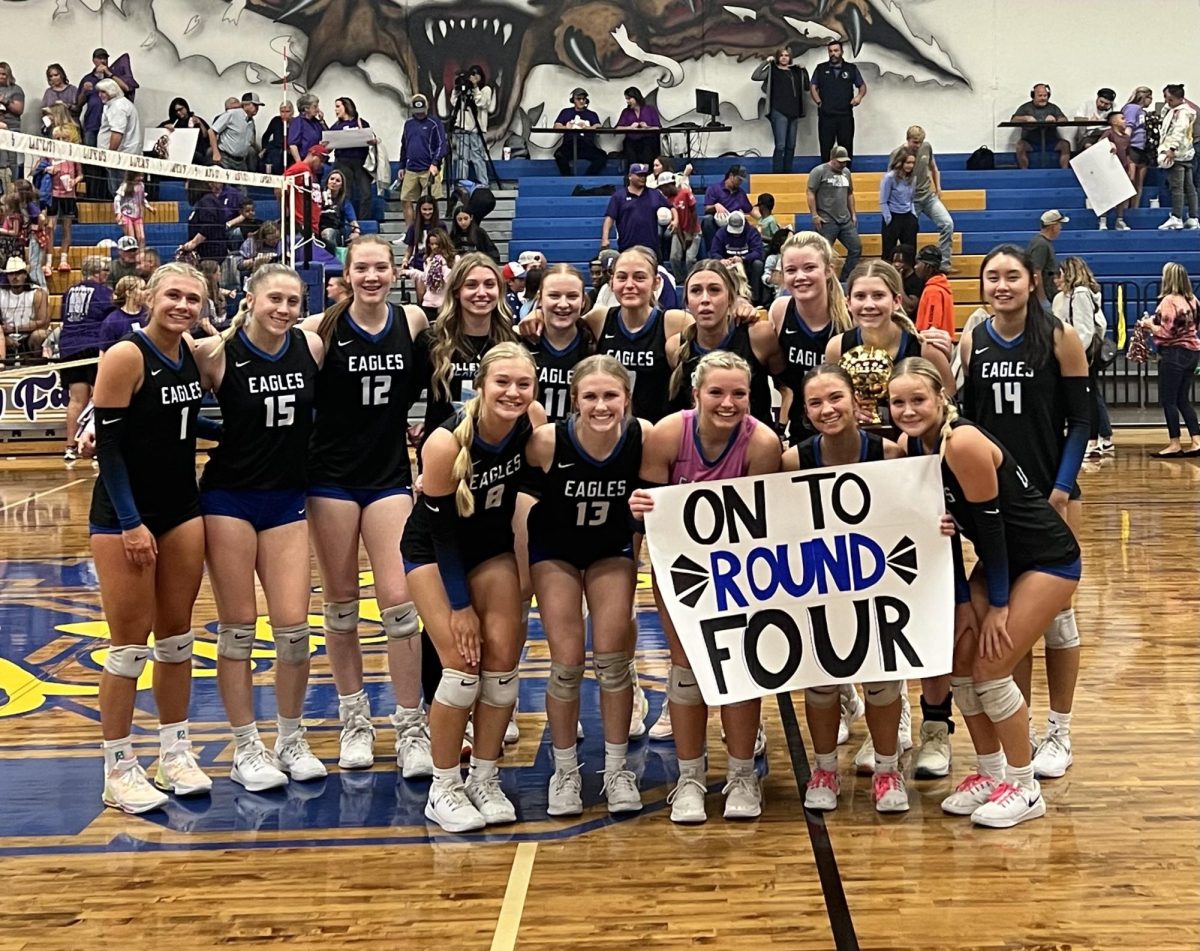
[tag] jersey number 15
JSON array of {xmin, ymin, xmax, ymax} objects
[{"xmin": 264, "ymin": 394, "xmax": 296, "ymax": 428}]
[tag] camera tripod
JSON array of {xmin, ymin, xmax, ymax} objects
[{"xmin": 447, "ymin": 81, "xmax": 499, "ymax": 198}]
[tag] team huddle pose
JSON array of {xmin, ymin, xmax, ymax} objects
[{"xmin": 88, "ymin": 231, "xmax": 1084, "ymax": 831}]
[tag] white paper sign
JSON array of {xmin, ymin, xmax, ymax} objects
[
  {"xmin": 644, "ymin": 456, "xmax": 954, "ymax": 705},
  {"xmin": 323, "ymin": 128, "xmax": 375, "ymax": 149},
  {"xmin": 142, "ymin": 126, "xmax": 199, "ymax": 164},
  {"xmin": 1070, "ymin": 140, "xmax": 1136, "ymax": 217}
]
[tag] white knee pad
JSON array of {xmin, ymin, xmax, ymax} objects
[
  {"xmin": 217, "ymin": 623, "xmax": 257, "ymax": 661},
  {"xmin": 434, "ymin": 668, "xmax": 481, "ymax": 710},
  {"xmin": 804, "ymin": 685, "xmax": 841, "ymax": 708},
  {"xmin": 381, "ymin": 602, "xmax": 420, "ymax": 641},
  {"xmin": 273, "ymin": 622, "xmax": 310, "ymax": 664},
  {"xmin": 863, "ymin": 681, "xmax": 902, "ymax": 707},
  {"xmin": 322, "ymin": 600, "xmax": 359, "ymax": 635},
  {"xmin": 951, "ymin": 676, "xmax": 983, "ymax": 717},
  {"xmin": 104, "ymin": 643, "xmax": 150, "ymax": 679},
  {"xmin": 547, "ymin": 661, "xmax": 584, "ymax": 702},
  {"xmin": 480, "ymin": 667, "xmax": 520, "ymax": 708},
  {"xmin": 1044, "ymin": 607, "xmax": 1080, "ymax": 649},
  {"xmin": 976, "ymin": 677, "xmax": 1024, "ymax": 723},
  {"xmin": 667, "ymin": 665, "xmax": 703, "ymax": 706},
  {"xmin": 593, "ymin": 651, "xmax": 633, "ymax": 693},
  {"xmin": 152, "ymin": 630, "xmax": 194, "ymax": 663}
]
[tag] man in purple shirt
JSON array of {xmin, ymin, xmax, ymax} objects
[
  {"xmin": 700, "ymin": 164, "xmax": 752, "ymax": 251},
  {"xmin": 78, "ymin": 49, "xmax": 137, "ymax": 146},
  {"xmin": 600, "ymin": 163, "xmax": 669, "ymax": 253},
  {"xmin": 710, "ymin": 211, "xmax": 765, "ymax": 304}
]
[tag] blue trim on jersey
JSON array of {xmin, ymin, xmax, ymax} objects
[
  {"xmin": 473, "ymin": 421, "xmax": 518, "ymax": 454},
  {"xmin": 566, "ymin": 416, "xmax": 629, "ymax": 467},
  {"xmin": 691, "ymin": 413, "xmax": 741, "ymax": 468},
  {"xmin": 785, "ymin": 302, "xmax": 829, "ymax": 338},
  {"xmin": 539, "ymin": 331, "xmax": 583, "ymax": 358},
  {"xmin": 615, "ymin": 307, "xmax": 660, "ymax": 342},
  {"xmin": 134, "ymin": 329, "xmax": 184, "ymax": 371},
  {"xmin": 984, "ymin": 319, "xmax": 1024, "ymax": 350},
  {"xmin": 344, "ymin": 305, "xmax": 394, "ymax": 345},
  {"xmin": 237, "ymin": 327, "xmax": 291, "ymax": 363},
  {"xmin": 812, "ymin": 431, "xmax": 869, "ymax": 467},
  {"xmin": 694, "ymin": 326, "xmax": 735, "ymax": 356}
]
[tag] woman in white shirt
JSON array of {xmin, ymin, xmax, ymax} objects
[{"xmin": 1053, "ymin": 257, "xmax": 1114, "ymax": 456}]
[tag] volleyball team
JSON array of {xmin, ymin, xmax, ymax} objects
[{"xmin": 87, "ymin": 229, "xmax": 1085, "ymax": 832}]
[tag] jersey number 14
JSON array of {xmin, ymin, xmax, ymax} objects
[{"xmin": 991, "ymin": 381, "xmax": 1022, "ymax": 415}]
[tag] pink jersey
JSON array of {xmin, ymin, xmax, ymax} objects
[{"xmin": 669, "ymin": 409, "xmax": 758, "ymax": 484}]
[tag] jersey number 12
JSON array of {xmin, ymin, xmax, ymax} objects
[{"xmin": 362, "ymin": 375, "xmax": 392, "ymax": 406}]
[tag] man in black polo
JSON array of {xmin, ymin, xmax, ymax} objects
[{"xmin": 810, "ymin": 39, "xmax": 866, "ymax": 160}]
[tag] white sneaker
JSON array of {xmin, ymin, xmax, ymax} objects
[
  {"xmin": 804, "ymin": 768, "xmax": 840, "ymax": 811},
  {"xmin": 722, "ymin": 772, "xmax": 762, "ymax": 820},
  {"xmin": 941, "ymin": 772, "xmax": 1000, "ymax": 816},
  {"xmin": 1159, "ymin": 215, "xmax": 1184, "ymax": 230},
  {"xmin": 230, "ymin": 743, "xmax": 289, "ymax": 792},
  {"xmin": 1032, "ymin": 732, "xmax": 1073, "ymax": 778},
  {"xmin": 338, "ymin": 705, "xmax": 376, "ymax": 769},
  {"xmin": 504, "ymin": 710, "xmax": 520, "ymax": 745},
  {"xmin": 854, "ymin": 735, "xmax": 875, "ymax": 775},
  {"xmin": 838, "ymin": 687, "xmax": 864, "ymax": 745},
  {"xmin": 1186, "ymin": 218, "xmax": 1200, "ymax": 230},
  {"xmin": 1097, "ymin": 218, "xmax": 1108, "ymax": 230},
  {"xmin": 103, "ymin": 763, "xmax": 169, "ymax": 814},
  {"xmin": 629, "ymin": 684, "xmax": 649, "ymax": 740},
  {"xmin": 275, "ymin": 728, "xmax": 327, "ymax": 781},
  {"xmin": 1114, "ymin": 220, "xmax": 1131, "ymax": 231},
  {"xmin": 971, "ymin": 780, "xmax": 1046, "ymax": 828},
  {"xmin": 1028, "ymin": 723, "xmax": 1039, "ymax": 759},
  {"xmin": 466, "ymin": 772, "xmax": 517, "ymax": 824},
  {"xmin": 1098, "ymin": 438, "xmax": 1116, "ymax": 455},
  {"xmin": 648, "ymin": 701, "xmax": 674, "ymax": 741},
  {"xmin": 392, "ymin": 710, "xmax": 434, "ymax": 779},
  {"xmin": 914, "ymin": 721, "xmax": 952, "ymax": 778},
  {"xmin": 668, "ymin": 774, "xmax": 708, "ymax": 824},
  {"xmin": 753, "ymin": 721, "xmax": 766, "ymax": 758},
  {"xmin": 154, "ymin": 745, "xmax": 213, "ymax": 796},
  {"xmin": 546, "ymin": 765, "xmax": 583, "ymax": 816},
  {"xmin": 898, "ymin": 693, "xmax": 913, "ymax": 752},
  {"xmin": 425, "ymin": 779, "xmax": 486, "ymax": 832},
  {"xmin": 602, "ymin": 768, "xmax": 643, "ymax": 813},
  {"xmin": 63, "ymin": 446, "xmax": 77, "ymax": 466},
  {"xmin": 873, "ymin": 771, "xmax": 910, "ymax": 813}
]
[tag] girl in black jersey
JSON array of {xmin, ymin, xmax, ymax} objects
[
  {"xmin": 667, "ymin": 260, "xmax": 783, "ymax": 425},
  {"xmin": 194, "ymin": 265, "xmax": 326, "ymax": 792},
  {"xmin": 890, "ymin": 358, "xmax": 1080, "ymax": 829},
  {"xmin": 89, "ymin": 263, "xmax": 213, "ymax": 814},
  {"xmin": 402, "ymin": 343, "xmax": 547, "ymax": 833},
  {"xmin": 959, "ymin": 246, "xmax": 1090, "ymax": 782},
  {"xmin": 298, "ymin": 236, "xmax": 433, "ymax": 779},
  {"xmin": 524, "ymin": 265, "xmax": 594, "ymax": 423},
  {"xmin": 526, "ymin": 355, "xmax": 648, "ymax": 817}
]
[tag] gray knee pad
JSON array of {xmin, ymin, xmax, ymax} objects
[
  {"xmin": 1044, "ymin": 607, "xmax": 1080, "ymax": 649},
  {"xmin": 593, "ymin": 651, "xmax": 633, "ymax": 693},
  {"xmin": 322, "ymin": 600, "xmax": 359, "ymax": 635},
  {"xmin": 667, "ymin": 665, "xmax": 703, "ymax": 706},
  {"xmin": 976, "ymin": 677, "xmax": 1024, "ymax": 723},
  {"xmin": 152, "ymin": 630, "xmax": 194, "ymax": 663},
  {"xmin": 480, "ymin": 667, "xmax": 520, "ymax": 708},
  {"xmin": 951, "ymin": 676, "xmax": 983, "ymax": 717},
  {"xmin": 217, "ymin": 623, "xmax": 257, "ymax": 661},
  {"xmin": 104, "ymin": 643, "xmax": 150, "ymax": 679},
  {"xmin": 547, "ymin": 661, "xmax": 584, "ymax": 702},
  {"xmin": 863, "ymin": 681, "xmax": 902, "ymax": 706},
  {"xmin": 273, "ymin": 622, "xmax": 311, "ymax": 664},
  {"xmin": 804, "ymin": 685, "xmax": 841, "ymax": 708},
  {"xmin": 434, "ymin": 668, "xmax": 481, "ymax": 710},
  {"xmin": 381, "ymin": 602, "xmax": 420, "ymax": 641}
]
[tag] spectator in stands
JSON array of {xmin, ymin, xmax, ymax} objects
[
  {"xmin": 711, "ymin": 211, "xmax": 765, "ymax": 305},
  {"xmin": 810, "ymin": 40, "xmax": 865, "ymax": 160},
  {"xmin": 287, "ymin": 93, "xmax": 326, "ymax": 165},
  {"xmin": 806, "ymin": 145, "xmax": 860, "ymax": 279},
  {"xmin": 43, "ymin": 103, "xmax": 81, "ymax": 143},
  {"xmin": 1027, "ymin": 210, "xmax": 1067, "ymax": 303},
  {"xmin": 225, "ymin": 198, "xmax": 261, "ymax": 242},
  {"xmin": 1098, "ymin": 111, "xmax": 1132, "ymax": 230},
  {"xmin": 1122, "ymin": 87, "xmax": 1153, "ymax": 210},
  {"xmin": 503, "ymin": 261, "xmax": 526, "ymax": 315},
  {"xmin": 210, "ymin": 92, "xmax": 261, "ymax": 172},
  {"xmin": 40, "ymin": 64, "xmax": 77, "ymax": 116},
  {"xmin": 281, "ymin": 143, "xmax": 328, "ymax": 237},
  {"xmin": 402, "ymin": 227, "xmax": 454, "ymax": 321},
  {"xmin": 1158, "ymin": 84, "xmax": 1198, "ymax": 231},
  {"xmin": 753, "ymin": 46, "xmax": 809, "ymax": 173},
  {"xmin": 658, "ymin": 171, "xmax": 699, "ymax": 280},
  {"xmin": 890, "ymin": 126, "xmax": 954, "ymax": 273},
  {"xmin": 109, "ymin": 235, "xmax": 140, "ymax": 286},
  {"xmin": 182, "ymin": 180, "xmax": 233, "ymax": 262},
  {"xmin": 134, "ymin": 248, "xmax": 160, "ymax": 282},
  {"xmin": 448, "ymin": 205, "xmax": 499, "ymax": 262},
  {"xmin": 0, "ymin": 62, "xmax": 25, "ymax": 188},
  {"xmin": 600, "ymin": 162, "xmax": 670, "ymax": 253},
  {"xmin": 331, "ymin": 96, "xmax": 376, "ymax": 219},
  {"xmin": 1052, "ymin": 257, "xmax": 1113, "ymax": 457},
  {"xmin": 880, "ymin": 150, "xmax": 917, "ymax": 262},
  {"xmin": 518, "ymin": 265, "xmax": 543, "ymax": 318},
  {"xmin": 890, "ymin": 244, "xmax": 923, "ymax": 316},
  {"xmin": 325, "ymin": 275, "xmax": 350, "ymax": 305},
  {"xmin": 700, "ymin": 163, "xmax": 752, "ymax": 249},
  {"xmin": 1012, "ymin": 83, "xmax": 1070, "ymax": 169},
  {"xmin": 518, "ymin": 250, "xmax": 548, "ymax": 270},
  {"xmin": 650, "ymin": 154, "xmax": 692, "ymax": 191},
  {"xmin": 1141, "ymin": 262, "xmax": 1200, "ymax": 457},
  {"xmin": 1073, "ymin": 87, "xmax": 1116, "ymax": 149},
  {"xmin": 762, "ymin": 227, "xmax": 792, "ymax": 300},
  {"xmin": 754, "ymin": 193, "xmax": 779, "ymax": 241},
  {"xmin": 553, "ymin": 88, "xmax": 606, "ymax": 177},
  {"xmin": 260, "ymin": 100, "xmax": 293, "ymax": 173},
  {"xmin": 96, "ymin": 79, "xmax": 142, "ymax": 197},
  {"xmin": 319, "ymin": 170, "xmax": 360, "ymax": 248},
  {"xmin": 78, "ymin": 48, "xmax": 136, "ymax": 148},
  {"xmin": 450, "ymin": 65, "xmax": 492, "ymax": 187},
  {"xmin": 98, "ymin": 275, "xmax": 146, "ymax": 351},
  {"xmin": 238, "ymin": 222, "xmax": 281, "ymax": 274},
  {"xmin": 158, "ymin": 98, "xmax": 211, "ymax": 165},
  {"xmin": 617, "ymin": 86, "xmax": 661, "ymax": 169},
  {"xmin": 914, "ymin": 245, "xmax": 953, "ymax": 336},
  {"xmin": 401, "ymin": 196, "xmax": 441, "ymax": 270},
  {"xmin": 0, "ymin": 256, "xmax": 49, "ymax": 356},
  {"xmin": 58, "ymin": 254, "xmax": 112, "ymax": 462},
  {"xmin": 397, "ymin": 94, "xmax": 446, "ymax": 225},
  {"xmin": 45, "ymin": 132, "xmax": 78, "ymax": 273}
]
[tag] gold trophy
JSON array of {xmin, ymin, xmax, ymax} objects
[{"xmin": 840, "ymin": 346, "xmax": 893, "ymax": 426}]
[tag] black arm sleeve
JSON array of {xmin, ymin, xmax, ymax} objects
[
  {"xmin": 423, "ymin": 491, "xmax": 472, "ymax": 610},
  {"xmin": 966, "ymin": 496, "xmax": 1009, "ymax": 608}
]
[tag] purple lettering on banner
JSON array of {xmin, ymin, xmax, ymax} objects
[{"xmin": 11, "ymin": 372, "xmax": 68, "ymax": 422}]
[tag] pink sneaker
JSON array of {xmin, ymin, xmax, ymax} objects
[
  {"xmin": 940, "ymin": 772, "xmax": 1000, "ymax": 816},
  {"xmin": 872, "ymin": 771, "xmax": 910, "ymax": 813},
  {"xmin": 803, "ymin": 768, "xmax": 840, "ymax": 811},
  {"xmin": 971, "ymin": 780, "xmax": 1045, "ymax": 828}
]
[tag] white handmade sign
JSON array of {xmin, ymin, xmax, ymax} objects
[
  {"xmin": 1070, "ymin": 139, "xmax": 1136, "ymax": 217},
  {"xmin": 644, "ymin": 455, "xmax": 954, "ymax": 705}
]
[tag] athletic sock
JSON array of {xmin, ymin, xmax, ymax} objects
[
  {"xmin": 433, "ymin": 765, "xmax": 461, "ymax": 785},
  {"xmin": 159, "ymin": 720, "xmax": 189, "ymax": 753},
  {"xmin": 469, "ymin": 755, "xmax": 498, "ymax": 782},
  {"xmin": 1007, "ymin": 762, "xmax": 1036, "ymax": 791},
  {"xmin": 1047, "ymin": 710, "xmax": 1072, "ymax": 736},
  {"xmin": 276, "ymin": 715, "xmax": 302, "ymax": 740},
  {"xmin": 814, "ymin": 751, "xmax": 838, "ymax": 774},
  {"xmin": 338, "ymin": 689, "xmax": 367, "ymax": 708},
  {"xmin": 726, "ymin": 754, "xmax": 754, "ymax": 777},
  {"xmin": 874, "ymin": 751, "xmax": 899, "ymax": 774},
  {"xmin": 102, "ymin": 735, "xmax": 135, "ymax": 774},
  {"xmin": 978, "ymin": 750, "xmax": 1007, "ymax": 779},
  {"xmin": 677, "ymin": 755, "xmax": 706, "ymax": 781},
  {"xmin": 603, "ymin": 741, "xmax": 628, "ymax": 775},
  {"xmin": 553, "ymin": 745, "xmax": 579, "ymax": 773},
  {"xmin": 231, "ymin": 722, "xmax": 260, "ymax": 751}
]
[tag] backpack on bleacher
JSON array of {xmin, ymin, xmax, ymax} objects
[{"xmin": 966, "ymin": 146, "xmax": 995, "ymax": 170}]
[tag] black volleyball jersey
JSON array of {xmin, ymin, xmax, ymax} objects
[
  {"xmin": 668, "ymin": 324, "xmax": 774, "ymax": 425},
  {"xmin": 90, "ymin": 331, "xmax": 203, "ymax": 525},
  {"xmin": 777, "ymin": 299, "xmax": 836, "ymax": 438},
  {"xmin": 597, "ymin": 307, "xmax": 670, "ymax": 422},
  {"xmin": 527, "ymin": 331, "xmax": 590, "ymax": 422},
  {"xmin": 419, "ymin": 330, "xmax": 494, "ymax": 431},
  {"xmin": 838, "ymin": 326, "xmax": 922, "ymax": 439},
  {"xmin": 309, "ymin": 307, "xmax": 416, "ymax": 490},
  {"xmin": 964, "ymin": 319, "xmax": 1064, "ymax": 497},
  {"xmin": 796, "ymin": 430, "xmax": 885, "ymax": 469},
  {"xmin": 201, "ymin": 329, "xmax": 318, "ymax": 492},
  {"xmin": 912, "ymin": 419, "xmax": 1079, "ymax": 572},
  {"xmin": 530, "ymin": 417, "xmax": 642, "ymax": 552}
]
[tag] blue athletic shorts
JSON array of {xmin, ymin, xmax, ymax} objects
[
  {"xmin": 1029, "ymin": 557, "xmax": 1082, "ymax": 582},
  {"xmin": 201, "ymin": 488, "xmax": 308, "ymax": 532},
  {"xmin": 307, "ymin": 485, "xmax": 412, "ymax": 508}
]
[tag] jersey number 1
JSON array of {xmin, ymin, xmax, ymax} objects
[{"xmin": 991, "ymin": 381, "xmax": 1022, "ymax": 415}]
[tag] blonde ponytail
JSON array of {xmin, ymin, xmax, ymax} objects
[
  {"xmin": 451, "ymin": 396, "xmax": 481, "ymax": 517},
  {"xmin": 211, "ymin": 297, "xmax": 250, "ymax": 356},
  {"xmin": 214, "ymin": 262, "xmax": 304, "ymax": 355},
  {"xmin": 939, "ymin": 397, "xmax": 959, "ymax": 459}
]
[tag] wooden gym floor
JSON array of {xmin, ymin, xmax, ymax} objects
[{"xmin": 0, "ymin": 429, "xmax": 1195, "ymax": 951}]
